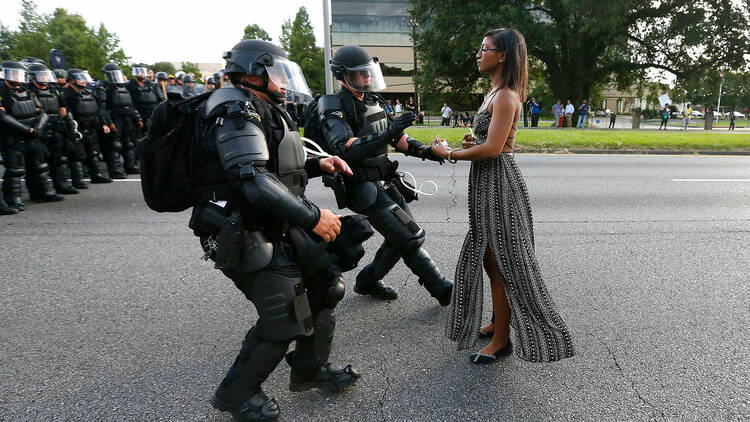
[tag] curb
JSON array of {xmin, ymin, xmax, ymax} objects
[{"xmin": 512, "ymin": 149, "xmax": 750, "ymax": 156}]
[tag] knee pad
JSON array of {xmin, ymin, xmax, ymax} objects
[
  {"xmin": 5, "ymin": 166, "xmax": 25, "ymax": 177},
  {"xmin": 366, "ymin": 203, "xmax": 424, "ymax": 249},
  {"xmin": 247, "ymin": 270, "xmax": 314, "ymax": 342},
  {"xmin": 401, "ymin": 232, "xmax": 426, "ymax": 255},
  {"xmin": 111, "ymin": 140, "xmax": 123, "ymax": 152},
  {"xmin": 58, "ymin": 155, "xmax": 69, "ymax": 165},
  {"xmin": 323, "ymin": 277, "xmax": 345, "ymax": 309}
]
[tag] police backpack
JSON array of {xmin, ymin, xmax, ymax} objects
[{"xmin": 136, "ymin": 91, "xmax": 230, "ymax": 212}]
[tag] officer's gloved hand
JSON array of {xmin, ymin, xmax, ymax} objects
[
  {"xmin": 420, "ymin": 147, "xmax": 445, "ymax": 164},
  {"xmin": 385, "ymin": 112, "xmax": 416, "ymax": 140}
]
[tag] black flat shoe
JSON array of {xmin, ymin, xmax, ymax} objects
[
  {"xmin": 289, "ymin": 363, "xmax": 361, "ymax": 392},
  {"xmin": 211, "ymin": 388, "xmax": 279, "ymax": 422},
  {"xmin": 469, "ymin": 341, "xmax": 513, "ymax": 364}
]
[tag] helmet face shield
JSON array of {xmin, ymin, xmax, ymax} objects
[
  {"xmin": 131, "ymin": 67, "xmax": 149, "ymax": 77},
  {"xmin": 106, "ymin": 69, "xmax": 126, "ymax": 83},
  {"xmin": 71, "ymin": 71, "xmax": 94, "ymax": 86},
  {"xmin": 343, "ymin": 60, "xmax": 386, "ymax": 92},
  {"xmin": 3, "ymin": 68, "xmax": 27, "ymax": 84},
  {"xmin": 32, "ymin": 70, "xmax": 56, "ymax": 83},
  {"xmin": 265, "ymin": 58, "xmax": 313, "ymax": 102}
]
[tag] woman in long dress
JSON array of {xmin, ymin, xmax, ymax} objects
[{"xmin": 431, "ymin": 28, "xmax": 575, "ymax": 364}]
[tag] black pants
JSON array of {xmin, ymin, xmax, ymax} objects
[
  {"xmin": 531, "ymin": 113, "xmax": 540, "ymax": 127},
  {"xmin": 215, "ymin": 241, "xmax": 339, "ymax": 405},
  {"xmin": 1, "ymin": 137, "xmax": 54, "ymax": 205},
  {"xmin": 659, "ymin": 118, "xmax": 668, "ymax": 130},
  {"xmin": 608, "ymin": 118, "xmax": 616, "ymax": 128},
  {"xmin": 729, "ymin": 120, "xmax": 735, "ymax": 130}
]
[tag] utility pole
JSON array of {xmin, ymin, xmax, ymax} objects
[
  {"xmin": 716, "ymin": 70, "xmax": 725, "ymax": 122},
  {"xmin": 409, "ymin": 19, "xmax": 419, "ymax": 112},
  {"xmin": 323, "ymin": 0, "xmax": 333, "ymax": 94}
]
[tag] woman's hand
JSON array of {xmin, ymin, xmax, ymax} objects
[
  {"xmin": 430, "ymin": 136, "xmax": 451, "ymax": 160},
  {"xmin": 462, "ymin": 133, "xmax": 477, "ymax": 149}
]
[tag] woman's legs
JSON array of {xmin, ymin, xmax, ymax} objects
[{"xmin": 480, "ymin": 247, "xmax": 511, "ymax": 354}]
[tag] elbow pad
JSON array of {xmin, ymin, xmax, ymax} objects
[
  {"xmin": 318, "ymin": 94, "xmax": 354, "ymax": 154},
  {"xmin": 215, "ymin": 116, "xmax": 269, "ymax": 170},
  {"xmin": 240, "ymin": 173, "xmax": 320, "ymax": 230},
  {"xmin": 34, "ymin": 111, "xmax": 49, "ymax": 134},
  {"xmin": 0, "ymin": 109, "xmax": 32, "ymax": 136},
  {"xmin": 339, "ymin": 132, "xmax": 391, "ymax": 164}
]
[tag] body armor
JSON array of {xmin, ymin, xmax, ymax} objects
[{"xmin": 6, "ymin": 90, "xmax": 38, "ymax": 127}]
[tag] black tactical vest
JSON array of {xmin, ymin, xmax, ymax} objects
[
  {"xmin": 74, "ymin": 90, "xmax": 100, "ymax": 126},
  {"xmin": 275, "ymin": 118, "xmax": 308, "ymax": 196},
  {"xmin": 108, "ymin": 84, "xmax": 134, "ymax": 113},
  {"xmin": 129, "ymin": 81, "xmax": 159, "ymax": 118},
  {"xmin": 354, "ymin": 98, "xmax": 390, "ymax": 166},
  {"xmin": 7, "ymin": 89, "xmax": 38, "ymax": 126},
  {"xmin": 34, "ymin": 88, "xmax": 60, "ymax": 121}
]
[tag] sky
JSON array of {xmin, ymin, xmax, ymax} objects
[{"xmin": 2, "ymin": 0, "xmax": 328, "ymax": 64}]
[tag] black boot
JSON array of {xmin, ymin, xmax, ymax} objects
[
  {"xmin": 28, "ymin": 165, "xmax": 64, "ymax": 202},
  {"xmin": 69, "ymin": 161, "xmax": 89, "ymax": 189},
  {"xmin": 53, "ymin": 163, "xmax": 79, "ymax": 195},
  {"xmin": 3, "ymin": 174, "xmax": 25, "ymax": 211},
  {"xmin": 0, "ymin": 194, "xmax": 18, "ymax": 215},
  {"xmin": 404, "ymin": 248, "xmax": 453, "ymax": 306},
  {"xmin": 212, "ymin": 327, "xmax": 288, "ymax": 422},
  {"xmin": 87, "ymin": 156, "xmax": 113, "ymax": 183},
  {"xmin": 123, "ymin": 149, "xmax": 140, "ymax": 174},
  {"xmin": 211, "ymin": 388, "xmax": 279, "ymax": 422},
  {"xmin": 287, "ymin": 359, "xmax": 361, "ymax": 392},
  {"xmin": 354, "ymin": 245, "xmax": 400, "ymax": 300},
  {"xmin": 106, "ymin": 151, "xmax": 127, "ymax": 179}
]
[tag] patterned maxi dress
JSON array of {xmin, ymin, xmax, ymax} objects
[{"xmin": 445, "ymin": 108, "xmax": 575, "ymax": 362}]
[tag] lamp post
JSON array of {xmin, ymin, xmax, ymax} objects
[
  {"xmin": 409, "ymin": 18, "xmax": 419, "ymax": 112},
  {"xmin": 323, "ymin": 0, "xmax": 333, "ymax": 94},
  {"xmin": 716, "ymin": 70, "xmax": 724, "ymax": 122}
]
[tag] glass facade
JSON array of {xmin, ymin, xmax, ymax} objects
[{"xmin": 331, "ymin": 0, "xmax": 412, "ymax": 47}]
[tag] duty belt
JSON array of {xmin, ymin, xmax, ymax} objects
[{"xmin": 346, "ymin": 157, "xmax": 396, "ymax": 185}]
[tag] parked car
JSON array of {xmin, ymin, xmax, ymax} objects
[
  {"xmin": 724, "ymin": 111, "xmax": 746, "ymax": 118},
  {"xmin": 690, "ymin": 110, "xmax": 704, "ymax": 118}
]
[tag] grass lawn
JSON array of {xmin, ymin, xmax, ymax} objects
[{"xmin": 405, "ymin": 127, "xmax": 750, "ymax": 151}]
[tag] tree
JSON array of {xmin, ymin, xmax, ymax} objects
[
  {"xmin": 0, "ymin": 1, "xmax": 129, "ymax": 80},
  {"xmin": 243, "ymin": 24, "xmax": 271, "ymax": 41},
  {"xmin": 280, "ymin": 7, "xmax": 325, "ymax": 95},
  {"xmin": 409, "ymin": 0, "xmax": 750, "ymax": 107},
  {"xmin": 151, "ymin": 61, "xmax": 177, "ymax": 75},
  {"xmin": 180, "ymin": 61, "xmax": 202, "ymax": 80}
]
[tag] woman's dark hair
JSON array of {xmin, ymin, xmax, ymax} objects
[{"xmin": 484, "ymin": 28, "xmax": 528, "ymax": 101}]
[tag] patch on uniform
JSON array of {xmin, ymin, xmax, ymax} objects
[
  {"xmin": 244, "ymin": 110, "xmax": 262, "ymax": 123},
  {"xmin": 330, "ymin": 111, "xmax": 344, "ymax": 119}
]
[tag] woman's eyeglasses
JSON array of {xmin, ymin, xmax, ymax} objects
[{"xmin": 477, "ymin": 47, "xmax": 504, "ymax": 55}]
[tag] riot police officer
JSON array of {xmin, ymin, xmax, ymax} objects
[
  {"xmin": 181, "ymin": 74, "xmax": 197, "ymax": 98},
  {"xmin": 316, "ymin": 45, "xmax": 453, "ymax": 305},
  {"xmin": 185, "ymin": 40, "xmax": 363, "ymax": 421},
  {"xmin": 28, "ymin": 62, "xmax": 79, "ymax": 195},
  {"xmin": 154, "ymin": 71, "xmax": 169, "ymax": 102},
  {"xmin": 54, "ymin": 69, "xmax": 68, "ymax": 89},
  {"xmin": 1, "ymin": 61, "xmax": 64, "ymax": 210},
  {"xmin": 204, "ymin": 76, "xmax": 217, "ymax": 92},
  {"xmin": 96, "ymin": 62, "xmax": 143, "ymax": 177},
  {"xmin": 64, "ymin": 68, "xmax": 113, "ymax": 185},
  {"xmin": 126, "ymin": 64, "xmax": 160, "ymax": 123}
]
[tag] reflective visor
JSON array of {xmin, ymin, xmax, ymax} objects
[
  {"xmin": 3, "ymin": 68, "xmax": 27, "ymax": 84},
  {"xmin": 106, "ymin": 69, "xmax": 126, "ymax": 83},
  {"xmin": 72, "ymin": 72, "xmax": 94, "ymax": 84},
  {"xmin": 33, "ymin": 70, "xmax": 56, "ymax": 83},
  {"xmin": 265, "ymin": 58, "xmax": 313, "ymax": 102},
  {"xmin": 131, "ymin": 67, "xmax": 149, "ymax": 77},
  {"xmin": 343, "ymin": 60, "xmax": 386, "ymax": 92}
]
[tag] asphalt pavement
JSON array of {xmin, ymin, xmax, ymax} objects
[{"xmin": 1, "ymin": 154, "xmax": 749, "ymax": 421}]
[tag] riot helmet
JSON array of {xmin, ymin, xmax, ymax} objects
[
  {"xmin": 155, "ymin": 71, "xmax": 169, "ymax": 81},
  {"xmin": 28, "ymin": 62, "xmax": 56, "ymax": 85},
  {"xmin": 330, "ymin": 45, "xmax": 386, "ymax": 92},
  {"xmin": 182, "ymin": 74, "xmax": 195, "ymax": 86},
  {"xmin": 131, "ymin": 64, "xmax": 149, "ymax": 80},
  {"xmin": 222, "ymin": 39, "xmax": 312, "ymax": 103},
  {"xmin": 2, "ymin": 61, "xmax": 28, "ymax": 89},
  {"xmin": 67, "ymin": 68, "xmax": 94, "ymax": 88},
  {"xmin": 102, "ymin": 62, "xmax": 126, "ymax": 84}
]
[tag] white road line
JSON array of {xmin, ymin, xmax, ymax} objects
[
  {"xmin": 112, "ymin": 179, "xmax": 142, "ymax": 182},
  {"xmin": 672, "ymin": 179, "xmax": 750, "ymax": 182}
]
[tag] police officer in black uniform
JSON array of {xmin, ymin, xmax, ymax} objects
[
  {"xmin": 316, "ymin": 45, "xmax": 453, "ymax": 305},
  {"xmin": 27, "ymin": 62, "xmax": 79, "ymax": 195},
  {"xmin": 64, "ymin": 68, "xmax": 113, "ymax": 186},
  {"xmin": 126, "ymin": 64, "xmax": 160, "ymax": 124},
  {"xmin": 184, "ymin": 40, "xmax": 363, "ymax": 421},
  {"xmin": 154, "ymin": 71, "xmax": 169, "ymax": 102},
  {"xmin": 96, "ymin": 62, "xmax": 143, "ymax": 177},
  {"xmin": 1, "ymin": 61, "xmax": 64, "ymax": 210}
]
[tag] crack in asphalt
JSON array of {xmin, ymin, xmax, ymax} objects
[
  {"xmin": 596, "ymin": 334, "xmax": 665, "ymax": 420},
  {"xmin": 178, "ymin": 268, "xmax": 189, "ymax": 284},
  {"xmin": 377, "ymin": 349, "xmax": 390, "ymax": 422},
  {"xmin": 397, "ymin": 274, "xmax": 412, "ymax": 294}
]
